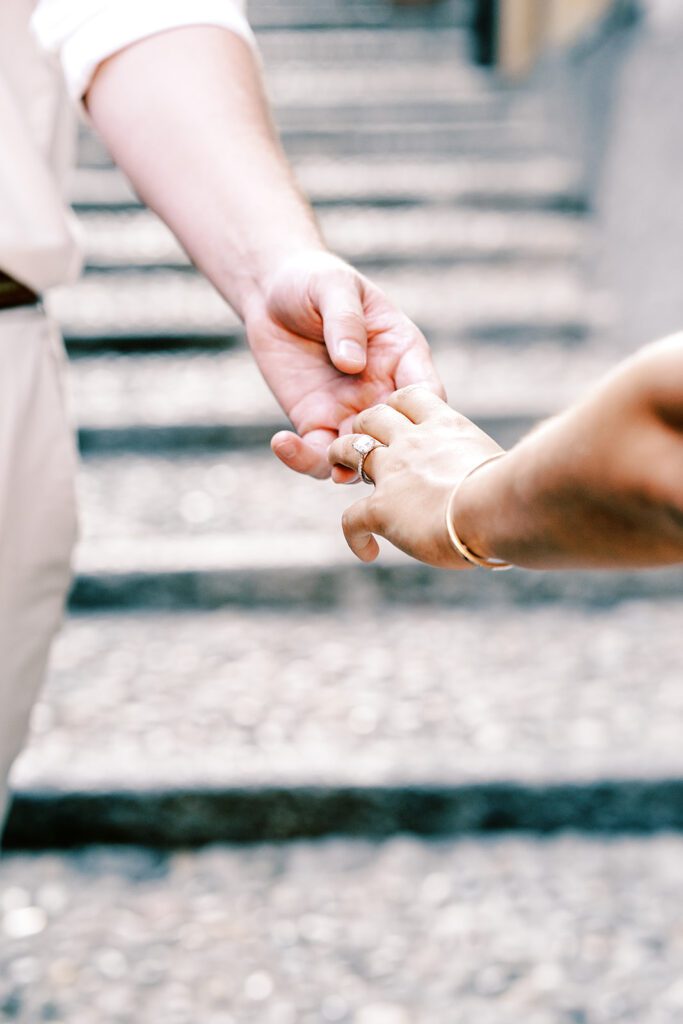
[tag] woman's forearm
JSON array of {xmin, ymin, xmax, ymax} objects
[{"xmin": 453, "ymin": 339, "xmax": 683, "ymax": 569}]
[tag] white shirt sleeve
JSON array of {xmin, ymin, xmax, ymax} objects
[{"xmin": 31, "ymin": 0, "xmax": 256, "ymax": 103}]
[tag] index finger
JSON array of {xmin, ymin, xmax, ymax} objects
[
  {"xmin": 395, "ymin": 338, "xmax": 447, "ymax": 400},
  {"xmin": 386, "ymin": 384, "xmax": 451, "ymax": 424},
  {"xmin": 271, "ymin": 428, "xmax": 334, "ymax": 479}
]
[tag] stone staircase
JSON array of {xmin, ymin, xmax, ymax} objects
[{"xmin": 1, "ymin": 2, "xmax": 682, "ymax": 1021}]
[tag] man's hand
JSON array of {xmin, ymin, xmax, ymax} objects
[
  {"xmin": 244, "ymin": 251, "xmax": 445, "ymax": 481},
  {"xmin": 85, "ymin": 28, "xmax": 443, "ymax": 477}
]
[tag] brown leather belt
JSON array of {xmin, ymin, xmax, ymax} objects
[{"xmin": 0, "ymin": 271, "xmax": 40, "ymax": 312}]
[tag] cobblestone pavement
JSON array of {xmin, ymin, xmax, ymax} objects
[
  {"xmin": 1, "ymin": 836, "xmax": 682, "ymax": 1023},
  {"xmin": 13, "ymin": 601, "xmax": 683, "ymax": 792}
]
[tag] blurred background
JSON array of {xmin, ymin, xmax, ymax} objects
[{"xmin": 2, "ymin": 0, "xmax": 683, "ymax": 1021}]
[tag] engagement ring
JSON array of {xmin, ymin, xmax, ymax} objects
[{"xmin": 352, "ymin": 435, "xmax": 386, "ymax": 485}]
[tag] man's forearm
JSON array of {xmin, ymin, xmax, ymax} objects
[
  {"xmin": 84, "ymin": 21, "xmax": 443, "ymax": 482},
  {"xmin": 85, "ymin": 26, "xmax": 325, "ymax": 318},
  {"xmin": 453, "ymin": 339, "xmax": 683, "ymax": 570}
]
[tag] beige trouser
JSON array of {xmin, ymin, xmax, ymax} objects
[{"xmin": 0, "ymin": 306, "xmax": 78, "ymax": 831}]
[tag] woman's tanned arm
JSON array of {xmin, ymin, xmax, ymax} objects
[
  {"xmin": 329, "ymin": 334, "xmax": 683, "ymax": 571},
  {"xmin": 453, "ymin": 334, "xmax": 683, "ymax": 569}
]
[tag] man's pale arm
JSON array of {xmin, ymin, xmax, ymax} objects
[
  {"xmin": 85, "ymin": 28, "xmax": 359, "ymax": 351},
  {"xmin": 83, "ymin": 24, "xmax": 443, "ymax": 480}
]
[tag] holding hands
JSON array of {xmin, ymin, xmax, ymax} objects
[
  {"xmin": 85, "ymin": 25, "xmax": 683, "ymax": 574},
  {"xmin": 245, "ymin": 251, "xmax": 444, "ymax": 482}
]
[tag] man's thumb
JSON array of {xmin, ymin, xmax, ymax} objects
[{"xmin": 316, "ymin": 277, "xmax": 368, "ymax": 374}]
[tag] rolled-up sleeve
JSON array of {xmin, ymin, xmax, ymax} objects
[{"xmin": 32, "ymin": 0, "xmax": 256, "ymax": 102}]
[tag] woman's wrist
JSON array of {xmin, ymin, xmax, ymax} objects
[
  {"xmin": 445, "ymin": 453, "xmax": 513, "ymax": 569},
  {"xmin": 450, "ymin": 419, "xmax": 587, "ymax": 571},
  {"xmin": 449, "ymin": 448, "xmax": 524, "ymax": 567}
]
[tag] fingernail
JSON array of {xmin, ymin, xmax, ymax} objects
[
  {"xmin": 338, "ymin": 340, "xmax": 365, "ymax": 366},
  {"xmin": 279, "ymin": 442, "xmax": 296, "ymax": 459}
]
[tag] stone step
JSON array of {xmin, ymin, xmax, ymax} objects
[
  {"xmin": 262, "ymin": 62, "xmax": 498, "ymax": 109},
  {"xmin": 256, "ymin": 27, "xmax": 471, "ymax": 63},
  {"xmin": 78, "ymin": 207, "xmax": 586, "ymax": 272},
  {"xmin": 77, "ymin": 118, "xmax": 547, "ymax": 168},
  {"xmin": 3, "ymin": 836, "xmax": 680, "ymax": 1023},
  {"xmin": 68, "ymin": 157, "xmax": 585, "ymax": 214},
  {"xmin": 68, "ymin": 341, "xmax": 618, "ymax": 444},
  {"xmin": 68, "ymin": 530, "xmax": 683, "ymax": 612},
  {"xmin": 288, "ymin": 157, "xmax": 584, "ymax": 212},
  {"xmin": 249, "ymin": 0, "xmax": 472, "ymax": 30},
  {"xmin": 7, "ymin": 600, "xmax": 683, "ymax": 844},
  {"xmin": 77, "ymin": 452, "xmax": 352, "ymax": 541},
  {"xmin": 50, "ymin": 267, "xmax": 601, "ymax": 350},
  {"xmin": 272, "ymin": 104, "xmax": 518, "ymax": 131}
]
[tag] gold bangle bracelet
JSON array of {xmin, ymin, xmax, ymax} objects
[{"xmin": 445, "ymin": 452, "xmax": 513, "ymax": 571}]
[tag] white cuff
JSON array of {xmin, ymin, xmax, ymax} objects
[{"xmin": 32, "ymin": 0, "xmax": 256, "ymax": 102}]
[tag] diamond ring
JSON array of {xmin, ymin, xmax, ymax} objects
[{"xmin": 352, "ymin": 435, "xmax": 387, "ymax": 485}]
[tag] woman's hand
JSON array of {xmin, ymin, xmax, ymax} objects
[{"xmin": 328, "ymin": 385, "xmax": 504, "ymax": 567}]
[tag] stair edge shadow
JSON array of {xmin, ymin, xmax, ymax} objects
[{"xmin": 5, "ymin": 779, "xmax": 683, "ymax": 850}]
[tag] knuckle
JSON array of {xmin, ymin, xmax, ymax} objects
[
  {"xmin": 448, "ymin": 410, "xmax": 474, "ymax": 431},
  {"xmin": 402, "ymin": 434, "xmax": 423, "ymax": 455},
  {"xmin": 395, "ymin": 383, "xmax": 426, "ymax": 398},
  {"xmin": 433, "ymin": 410, "xmax": 456, "ymax": 428},
  {"xmin": 359, "ymin": 403, "xmax": 388, "ymax": 426}
]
